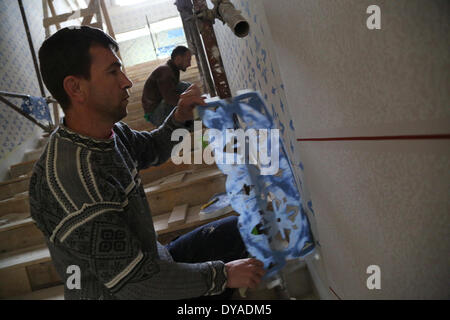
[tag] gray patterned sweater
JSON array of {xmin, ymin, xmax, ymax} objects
[{"xmin": 29, "ymin": 110, "xmax": 227, "ymax": 300}]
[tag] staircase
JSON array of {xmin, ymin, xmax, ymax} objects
[{"xmin": 0, "ymin": 59, "xmax": 318, "ymax": 300}]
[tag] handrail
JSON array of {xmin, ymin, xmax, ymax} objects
[{"xmin": 0, "ymin": 91, "xmax": 57, "ymax": 104}]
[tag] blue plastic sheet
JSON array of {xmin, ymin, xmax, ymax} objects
[
  {"xmin": 197, "ymin": 91, "xmax": 315, "ymax": 278},
  {"xmin": 21, "ymin": 96, "xmax": 52, "ymax": 123}
]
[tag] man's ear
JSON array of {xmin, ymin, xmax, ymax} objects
[{"xmin": 63, "ymin": 75, "xmax": 86, "ymax": 105}]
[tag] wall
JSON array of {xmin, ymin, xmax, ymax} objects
[
  {"xmin": 106, "ymin": 0, "xmax": 187, "ymax": 66},
  {"xmin": 210, "ymin": 0, "xmax": 326, "ymax": 296},
  {"xmin": 212, "ymin": 0, "xmax": 450, "ymax": 299},
  {"xmin": 0, "ymin": 0, "xmax": 46, "ymax": 181}
]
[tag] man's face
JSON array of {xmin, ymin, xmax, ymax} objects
[
  {"xmin": 83, "ymin": 45, "xmax": 133, "ymax": 123},
  {"xmin": 177, "ymin": 52, "xmax": 192, "ymax": 72}
]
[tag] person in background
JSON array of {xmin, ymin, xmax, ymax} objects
[{"xmin": 141, "ymin": 45, "xmax": 194, "ymax": 128}]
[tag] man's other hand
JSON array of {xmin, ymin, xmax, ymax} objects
[
  {"xmin": 173, "ymin": 84, "xmax": 206, "ymax": 123},
  {"xmin": 225, "ymin": 258, "xmax": 266, "ymax": 289}
]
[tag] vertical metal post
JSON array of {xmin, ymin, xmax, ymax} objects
[
  {"xmin": 18, "ymin": 0, "xmax": 46, "ymax": 98},
  {"xmin": 192, "ymin": 0, "xmax": 231, "ymax": 99},
  {"xmin": 145, "ymin": 15, "xmax": 158, "ymax": 59},
  {"xmin": 181, "ymin": 15, "xmax": 216, "ymax": 96}
]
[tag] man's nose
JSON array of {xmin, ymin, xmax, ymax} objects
[{"xmin": 121, "ymin": 72, "xmax": 133, "ymax": 89}]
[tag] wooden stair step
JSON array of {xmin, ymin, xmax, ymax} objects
[
  {"xmin": 23, "ymin": 147, "xmax": 45, "ymax": 163},
  {"xmin": 9, "ymin": 160, "xmax": 35, "ymax": 180},
  {"xmin": 145, "ymin": 167, "xmax": 226, "ymax": 215},
  {"xmin": 0, "ymin": 196, "xmax": 30, "ymax": 217},
  {"xmin": 0, "ymin": 244, "xmax": 50, "ymax": 271},
  {"xmin": 0, "ymin": 213, "xmax": 44, "ymax": 254},
  {"xmin": 0, "ymin": 176, "xmax": 30, "ymax": 201},
  {"xmin": 11, "ymin": 285, "xmax": 64, "ymax": 300},
  {"xmin": 140, "ymin": 152, "xmax": 214, "ymax": 186},
  {"xmin": 0, "ymin": 213, "xmax": 32, "ymax": 231},
  {"xmin": 153, "ymin": 203, "xmax": 237, "ymax": 243},
  {"xmin": 0, "ymin": 245, "xmax": 61, "ymax": 299}
]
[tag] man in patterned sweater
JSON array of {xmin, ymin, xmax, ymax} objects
[{"xmin": 29, "ymin": 26, "xmax": 265, "ymax": 300}]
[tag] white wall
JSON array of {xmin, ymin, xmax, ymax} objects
[
  {"xmin": 213, "ymin": 0, "xmax": 450, "ymax": 299},
  {"xmin": 262, "ymin": 0, "xmax": 450, "ymax": 299}
]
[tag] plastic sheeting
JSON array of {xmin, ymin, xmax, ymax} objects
[{"xmin": 197, "ymin": 91, "xmax": 315, "ymax": 278}]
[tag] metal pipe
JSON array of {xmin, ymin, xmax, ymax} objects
[
  {"xmin": 0, "ymin": 90, "xmax": 56, "ymax": 104},
  {"xmin": 145, "ymin": 15, "xmax": 158, "ymax": 59},
  {"xmin": 192, "ymin": 0, "xmax": 232, "ymax": 99},
  {"xmin": 0, "ymin": 91, "xmax": 31, "ymax": 99},
  {"xmin": 18, "ymin": 0, "xmax": 47, "ymax": 98},
  {"xmin": 213, "ymin": 0, "xmax": 249, "ymax": 38},
  {"xmin": 177, "ymin": 2, "xmax": 216, "ymax": 96}
]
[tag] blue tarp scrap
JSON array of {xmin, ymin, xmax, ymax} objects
[{"xmin": 21, "ymin": 96, "xmax": 52, "ymax": 123}]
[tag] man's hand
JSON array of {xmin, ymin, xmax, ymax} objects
[
  {"xmin": 225, "ymin": 258, "xmax": 266, "ymax": 289},
  {"xmin": 173, "ymin": 84, "xmax": 206, "ymax": 123}
]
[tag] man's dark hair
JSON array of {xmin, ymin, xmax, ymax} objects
[
  {"xmin": 171, "ymin": 45, "xmax": 191, "ymax": 60},
  {"xmin": 38, "ymin": 26, "xmax": 119, "ymax": 110}
]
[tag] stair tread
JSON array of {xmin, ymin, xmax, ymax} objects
[
  {"xmin": 144, "ymin": 167, "xmax": 223, "ymax": 194},
  {"xmin": 0, "ymin": 244, "xmax": 50, "ymax": 270},
  {"xmin": 0, "ymin": 175, "xmax": 30, "ymax": 187},
  {"xmin": 153, "ymin": 203, "xmax": 236, "ymax": 236},
  {"xmin": 12, "ymin": 285, "xmax": 64, "ymax": 300},
  {"xmin": 0, "ymin": 213, "xmax": 32, "ymax": 232}
]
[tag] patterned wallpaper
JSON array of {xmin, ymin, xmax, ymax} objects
[
  {"xmin": 210, "ymin": 0, "xmax": 315, "ymax": 222},
  {"xmin": 0, "ymin": 0, "xmax": 45, "ymax": 162}
]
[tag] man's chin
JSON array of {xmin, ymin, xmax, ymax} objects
[{"xmin": 111, "ymin": 106, "xmax": 128, "ymax": 123}]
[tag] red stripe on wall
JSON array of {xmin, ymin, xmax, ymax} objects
[{"xmin": 297, "ymin": 134, "xmax": 450, "ymax": 142}]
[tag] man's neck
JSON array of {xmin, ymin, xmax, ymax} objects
[{"xmin": 64, "ymin": 111, "xmax": 114, "ymax": 140}]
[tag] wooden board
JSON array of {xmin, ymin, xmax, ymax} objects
[
  {"xmin": 0, "ymin": 218, "xmax": 43, "ymax": 255},
  {"xmin": 0, "ymin": 244, "xmax": 50, "ymax": 271},
  {"xmin": 27, "ymin": 260, "xmax": 62, "ymax": 291},
  {"xmin": 0, "ymin": 196, "xmax": 30, "ymax": 217},
  {"xmin": 0, "ymin": 213, "xmax": 31, "ymax": 230},
  {"xmin": 0, "ymin": 266, "xmax": 32, "ymax": 299},
  {"xmin": 159, "ymin": 172, "xmax": 186, "ymax": 188},
  {"xmin": 154, "ymin": 203, "xmax": 237, "ymax": 236},
  {"xmin": 168, "ymin": 204, "xmax": 188, "ymax": 228},
  {"xmin": 14, "ymin": 284, "xmax": 64, "ymax": 300}
]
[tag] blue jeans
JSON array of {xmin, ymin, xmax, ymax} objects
[
  {"xmin": 165, "ymin": 216, "xmax": 248, "ymax": 300},
  {"xmin": 146, "ymin": 81, "xmax": 192, "ymax": 127}
]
